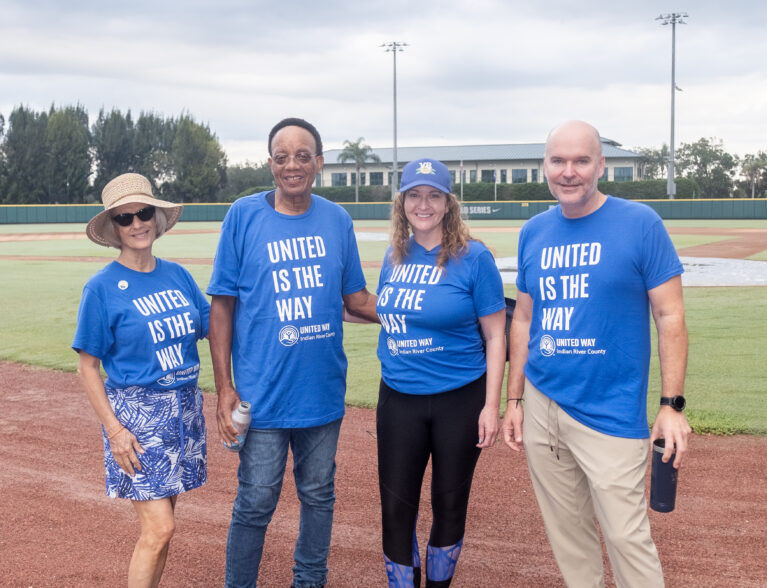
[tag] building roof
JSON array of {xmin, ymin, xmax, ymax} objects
[{"xmin": 324, "ymin": 140, "xmax": 641, "ymax": 165}]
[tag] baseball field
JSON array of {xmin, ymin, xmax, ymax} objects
[{"xmin": 1, "ymin": 218, "xmax": 766, "ymax": 586}]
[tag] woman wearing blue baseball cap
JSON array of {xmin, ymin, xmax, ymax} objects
[{"xmin": 376, "ymin": 158, "xmax": 507, "ymax": 587}]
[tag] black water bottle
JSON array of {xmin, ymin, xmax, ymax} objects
[{"xmin": 650, "ymin": 438, "xmax": 678, "ymax": 512}]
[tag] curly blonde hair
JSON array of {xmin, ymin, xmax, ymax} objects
[{"xmin": 388, "ymin": 189, "xmax": 473, "ymax": 268}]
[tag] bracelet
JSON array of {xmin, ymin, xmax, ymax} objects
[
  {"xmin": 507, "ymin": 397, "xmax": 523, "ymax": 408},
  {"xmin": 107, "ymin": 425, "xmax": 125, "ymax": 440}
]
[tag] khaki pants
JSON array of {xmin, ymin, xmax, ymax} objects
[{"xmin": 523, "ymin": 380, "xmax": 664, "ymax": 588}]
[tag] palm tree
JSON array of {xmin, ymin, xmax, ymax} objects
[
  {"xmin": 337, "ymin": 137, "xmax": 382, "ymax": 203},
  {"xmin": 741, "ymin": 152, "xmax": 767, "ymax": 198}
]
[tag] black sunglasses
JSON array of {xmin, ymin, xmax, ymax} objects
[{"xmin": 111, "ymin": 206, "xmax": 156, "ymax": 227}]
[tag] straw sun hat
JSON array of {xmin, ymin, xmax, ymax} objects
[{"xmin": 86, "ymin": 173, "xmax": 183, "ymax": 247}]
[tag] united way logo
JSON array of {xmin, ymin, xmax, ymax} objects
[
  {"xmin": 540, "ymin": 335, "xmax": 556, "ymax": 357},
  {"xmin": 157, "ymin": 373, "xmax": 176, "ymax": 386},
  {"xmin": 386, "ymin": 337, "xmax": 399, "ymax": 356},
  {"xmin": 278, "ymin": 325, "xmax": 300, "ymax": 347},
  {"xmin": 416, "ymin": 161, "xmax": 436, "ymax": 175},
  {"xmin": 118, "ymin": 280, "xmax": 129, "ymax": 290}
]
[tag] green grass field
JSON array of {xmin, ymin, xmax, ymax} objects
[{"xmin": 1, "ymin": 219, "xmax": 766, "ymax": 435}]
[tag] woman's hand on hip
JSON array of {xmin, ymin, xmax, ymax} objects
[{"xmin": 109, "ymin": 427, "xmax": 145, "ymax": 477}]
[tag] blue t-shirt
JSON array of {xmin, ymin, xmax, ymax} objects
[
  {"xmin": 376, "ymin": 239, "xmax": 505, "ymax": 395},
  {"xmin": 206, "ymin": 192, "xmax": 366, "ymax": 428},
  {"xmin": 72, "ymin": 258, "xmax": 210, "ymax": 389},
  {"xmin": 517, "ymin": 196, "xmax": 683, "ymax": 438}
]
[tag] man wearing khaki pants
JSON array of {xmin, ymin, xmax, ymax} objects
[{"xmin": 502, "ymin": 120, "xmax": 691, "ymax": 587}]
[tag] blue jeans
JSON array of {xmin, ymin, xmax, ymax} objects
[{"xmin": 225, "ymin": 418, "xmax": 342, "ymax": 588}]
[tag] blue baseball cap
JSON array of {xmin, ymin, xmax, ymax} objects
[{"xmin": 399, "ymin": 158, "xmax": 451, "ymax": 194}]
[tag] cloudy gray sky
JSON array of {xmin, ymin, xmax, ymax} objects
[{"xmin": 2, "ymin": 0, "xmax": 765, "ymax": 164}]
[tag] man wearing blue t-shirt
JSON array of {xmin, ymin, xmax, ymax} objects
[
  {"xmin": 207, "ymin": 118, "xmax": 377, "ymax": 588},
  {"xmin": 502, "ymin": 120, "xmax": 691, "ymax": 587}
]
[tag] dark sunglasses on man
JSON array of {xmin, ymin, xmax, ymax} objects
[{"xmin": 111, "ymin": 206, "xmax": 156, "ymax": 227}]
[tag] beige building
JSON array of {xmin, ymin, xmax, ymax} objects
[{"xmin": 319, "ymin": 139, "xmax": 643, "ymax": 188}]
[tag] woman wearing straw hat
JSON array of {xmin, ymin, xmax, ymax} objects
[
  {"xmin": 375, "ymin": 158, "xmax": 507, "ymax": 587},
  {"xmin": 72, "ymin": 173, "xmax": 209, "ymax": 587}
]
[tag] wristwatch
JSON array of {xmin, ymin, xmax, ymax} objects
[{"xmin": 660, "ymin": 395, "xmax": 686, "ymax": 412}]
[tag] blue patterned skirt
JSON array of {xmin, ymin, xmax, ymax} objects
[{"xmin": 102, "ymin": 384, "xmax": 207, "ymax": 500}]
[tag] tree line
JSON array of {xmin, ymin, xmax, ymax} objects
[
  {"xmin": 0, "ymin": 105, "xmax": 265, "ymax": 204},
  {"xmin": 2, "ymin": 104, "xmax": 766, "ymax": 204},
  {"xmin": 634, "ymin": 139, "xmax": 767, "ymax": 198}
]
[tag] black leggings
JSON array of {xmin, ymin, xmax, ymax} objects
[{"xmin": 376, "ymin": 375, "xmax": 485, "ymax": 565}]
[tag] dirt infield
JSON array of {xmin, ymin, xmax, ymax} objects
[
  {"xmin": 1, "ymin": 361, "xmax": 766, "ymax": 587},
  {"xmin": 2, "ymin": 224, "xmax": 766, "ymax": 586}
]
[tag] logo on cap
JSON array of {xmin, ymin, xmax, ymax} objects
[{"xmin": 416, "ymin": 161, "xmax": 437, "ymax": 176}]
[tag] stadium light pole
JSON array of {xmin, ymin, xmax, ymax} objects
[
  {"xmin": 656, "ymin": 12, "xmax": 688, "ymax": 199},
  {"xmin": 381, "ymin": 41, "xmax": 407, "ymax": 200}
]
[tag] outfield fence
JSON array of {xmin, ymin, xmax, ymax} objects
[{"xmin": 2, "ymin": 198, "xmax": 766, "ymax": 224}]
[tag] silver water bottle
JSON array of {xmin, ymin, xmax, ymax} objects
[{"xmin": 224, "ymin": 401, "xmax": 252, "ymax": 452}]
